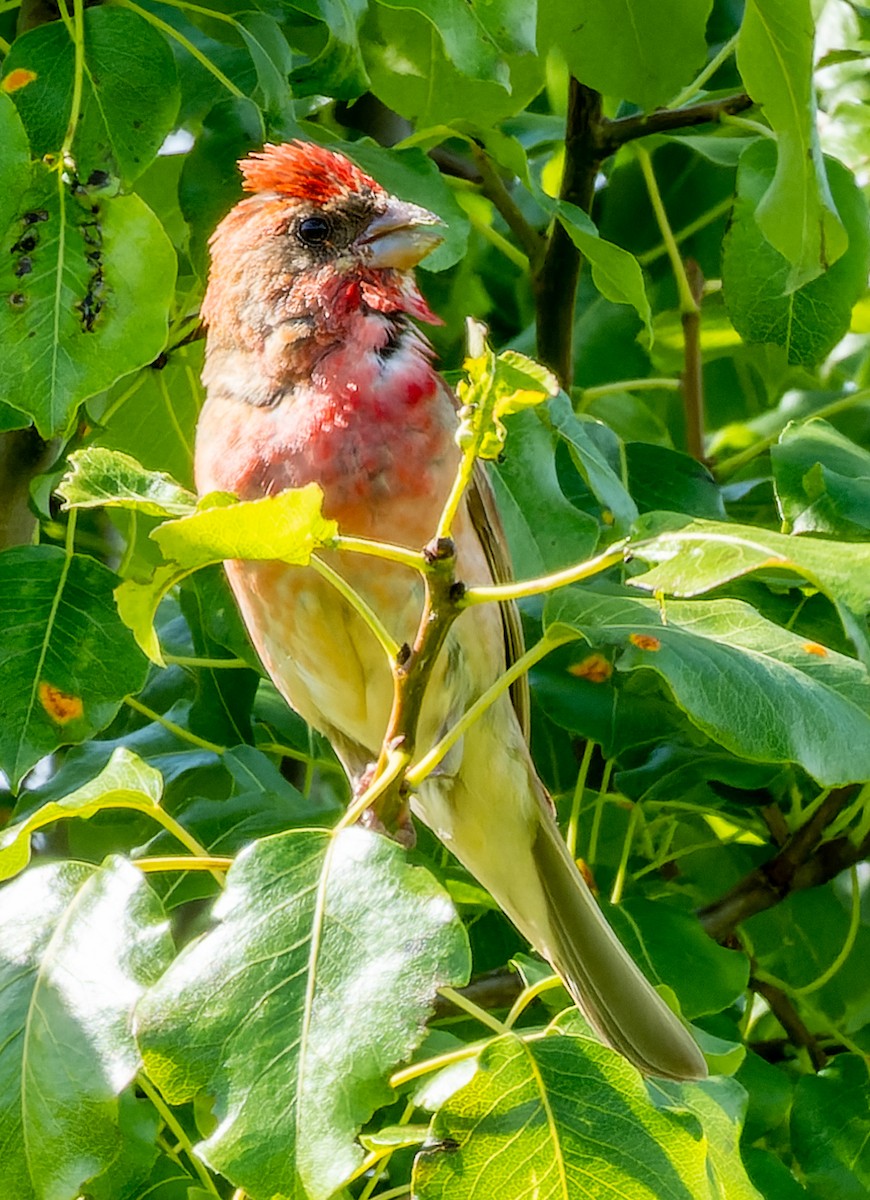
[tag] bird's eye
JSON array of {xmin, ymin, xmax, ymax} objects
[{"xmin": 297, "ymin": 216, "xmax": 330, "ymax": 246}]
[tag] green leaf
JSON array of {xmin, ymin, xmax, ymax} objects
[
  {"xmin": 556, "ymin": 202, "xmax": 653, "ymax": 339},
  {"xmin": 628, "ymin": 513, "xmax": 870, "ymax": 663},
  {"xmin": 544, "ymin": 0, "xmax": 713, "ymax": 110},
  {"xmin": 737, "ymin": 0, "xmax": 848, "ymax": 287},
  {"xmin": 548, "ymin": 393, "xmax": 639, "ymax": 534},
  {"xmin": 609, "ymin": 899, "xmax": 749, "ymax": 1019},
  {"xmin": 0, "ymin": 858, "xmax": 173, "ymax": 1200},
  {"xmin": 0, "ymin": 546, "xmax": 149, "ymax": 787},
  {"xmin": 1, "ymin": 7, "xmax": 180, "ymax": 185},
  {"xmin": 58, "ymin": 447, "xmax": 197, "ymax": 518},
  {"xmin": 650, "ymin": 1077, "xmax": 761, "ymax": 1200},
  {"xmin": 792, "ymin": 1055, "xmax": 870, "ymax": 1199},
  {"xmin": 93, "ymin": 343, "xmax": 205, "ymax": 489},
  {"xmin": 0, "ymin": 93, "xmax": 31, "ymax": 238},
  {"xmin": 375, "ymin": 0, "xmax": 535, "ymax": 86},
  {"xmin": 491, "ymin": 410, "xmax": 599, "ymax": 577},
  {"xmin": 772, "ymin": 418, "xmax": 870, "ymax": 538},
  {"xmin": 0, "ymin": 747, "xmax": 162, "ymax": 882},
  {"xmin": 625, "ymin": 443, "xmax": 726, "ymax": 520},
  {"xmin": 544, "ymin": 588, "xmax": 870, "ymax": 785},
  {"xmin": 289, "ymin": 0, "xmax": 370, "ymax": 99},
  {"xmin": 154, "ymin": 484, "xmax": 338, "ymax": 569},
  {"xmin": 722, "ymin": 143, "xmax": 870, "ymax": 365},
  {"xmin": 236, "ymin": 12, "xmax": 294, "ymax": 125},
  {"xmin": 136, "ymin": 827, "xmax": 470, "ymax": 1200},
  {"xmin": 0, "ymin": 168, "xmax": 177, "ymax": 437},
  {"xmin": 414, "ymin": 1014, "xmax": 713, "ymax": 1199},
  {"xmin": 363, "ymin": 3, "xmax": 544, "ymax": 126}
]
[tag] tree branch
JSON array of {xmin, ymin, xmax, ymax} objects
[
  {"xmin": 535, "ymin": 80, "xmax": 602, "ymax": 386},
  {"xmin": 598, "ymin": 92, "xmax": 753, "ymax": 155},
  {"xmin": 698, "ymin": 788, "xmax": 859, "ymax": 941},
  {"xmin": 472, "ymin": 146, "xmax": 545, "ymax": 270},
  {"xmin": 750, "ymin": 973, "xmax": 828, "ymax": 1071},
  {"xmin": 681, "ymin": 258, "xmax": 706, "ymax": 461}
]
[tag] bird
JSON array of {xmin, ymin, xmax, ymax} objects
[{"xmin": 194, "ymin": 139, "xmax": 707, "ymax": 1082}]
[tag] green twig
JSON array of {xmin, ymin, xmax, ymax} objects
[
  {"xmin": 164, "ymin": 654, "xmax": 251, "ymax": 669},
  {"xmin": 125, "ymin": 694, "xmax": 226, "ymax": 755},
  {"xmin": 461, "ymin": 541, "xmax": 626, "ymax": 606},
  {"xmin": 138, "ymin": 1074, "xmax": 222, "ymax": 1197},
  {"xmin": 60, "ymin": 0, "xmax": 85, "ymax": 158},
  {"xmin": 635, "ymin": 144, "xmax": 699, "ymax": 317},
  {"xmin": 333, "ymin": 533, "xmax": 425, "ymax": 572},
  {"xmin": 406, "ymin": 635, "xmax": 572, "ymax": 787},
  {"xmin": 586, "ymin": 758, "xmax": 613, "ymax": 866},
  {"xmin": 566, "ymin": 738, "xmax": 595, "ymax": 860},
  {"xmin": 668, "ymin": 34, "xmax": 739, "ymax": 108},
  {"xmin": 310, "ymin": 554, "xmax": 400, "ymax": 661},
  {"xmin": 439, "ymin": 985, "xmax": 508, "ymax": 1035}
]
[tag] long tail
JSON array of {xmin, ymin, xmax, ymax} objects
[{"xmin": 531, "ymin": 813, "xmax": 708, "ymax": 1081}]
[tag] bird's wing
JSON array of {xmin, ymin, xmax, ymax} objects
[{"xmin": 467, "ymin": 460, "xmax": 530, "ymax": 742}]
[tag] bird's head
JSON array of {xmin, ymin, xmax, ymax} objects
[{"xmin": 202, "ymin": 141, "xmax": 445, "ymax": 361}]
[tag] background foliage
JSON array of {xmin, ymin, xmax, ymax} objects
[{"xmin": 1, "ymin": 0, "xmax": 870, "ymax": 1197}]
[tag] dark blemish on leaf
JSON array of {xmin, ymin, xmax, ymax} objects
[
  {"xmin": 86, "ymin": 169, "xmax": 109, "ymax": 189},
  {"xmin": 23, "ymin": 210, "xmax": 49, "ymax": 225},
  {"xmin": 14, "ymin": 257, "xmax": 32, "ymax": 277},
  {"xmin": 133, "ymin": 119, "xmax": 142, "ymax": 129},
  {"xmin": 11, "ymin": 234, "xmax": 37, "ymax": 254},
  {"xmin": 8, "ymin": 292, "xmax": 26, "ymax": 307}
]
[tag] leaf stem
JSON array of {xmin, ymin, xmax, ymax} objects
[
  {"xmin": 333, "ymin": 533, "xmax": 425, "ymax": 572},
  {"xmin": 438, "ymin": 985, "xmax": 508, "ymax": 1035},
  {"xmin": 111, "ymin": 0, "xmax": 244, "ymax": 98},
  {"xmin": 337, "ymin": 745, "xmax": 410, "ymax": 830},
  {"xmin": 586, "ymin": 758, "xmax": 612, "ymax": 866},
  {"xmin": 667, "ymin": 33, "xmax": 740, "ymax": 108},
  {"xmin": 124, "ymin": 695, "xmax": 225, "ymax": 755},
  {"xmin": 133, "ymin": 854, "xmax": 233, "ymax": 873},
  {"xmin": 578, "ymin": 378, "xmax": 681, "ymax": 403},
  {"xmin": 637, "ymin": 196, "xmax": 734, "ymax": 267},
  {"xmin": 566, "ymin": 738, "xmax": 595, "ymax": 861},
  {"xmin": 635, "ymin": 144, "xmax": 699, "ymax": 317},
  {"xmin": 610, "ymin": 801, "xmax": 640, "ymax": 904},
  {"xmin": 60, "ymin": 0, "xmax": 85, "ymax": 159},
  {"xmin": 406, "ymin": 635, "xmax": 570, "ymax": 787},
  {"xmin": 310, "ymin": 554, "xmax": 400, "ymax": 661},
  {"xmin": 163, "ymin": 654, "xmax": 252, "ymax": 670},
  {"xmin": 504, "ymin": 976, "xmax": 563, "ymax": 1030},
  {"xmin": 461, "ymin": 542, "xmax": 626, "ymax": 606},
  {"xmin": 465, "ymin": 203, "xmax": 531, "ymax": 270},
  {"xmin": 791, "ymin": 865, "xmax": 861, "ymax": 996},
  {"xmin": 138, "ymin": 1073, "xmax": 222, "ymax": 1197}
]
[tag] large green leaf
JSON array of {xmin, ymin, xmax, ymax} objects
[
  {"xmin": 737, "ymin": 0, "xmax": 847, "ymax": 287},
  {"xmin": 791, "ymin": 1055, "xmax": 870, "ymax": 1199},
  {"xmin": 544, "ymin": 589, "xmax": 870, "ymax": 785},
  {"xmin": 1, "ymin": 7, "xmax": 180, "ymax": 185},
  {"xmin": 548, "ymin": 393, "xmax": 639, "ymax": 534},
  {"xmin": 0, "ymin": 92, "xmax": 31, "ymax": 237},
  {"xmin": 772, "ymin": 418, "xmax": 870, "ymax": 538},
  {"xmin": 543, "ymin": 0, "xmax": 713, "ymax": 110},
  {"xmin": 414, "ymin": 1013, "xmax": 713, "ymax": 1199},
  {"xmin": 0, "ymin": 168, "xmax": 177, "ymax": 437},
  {"xmin": 0, "ymin": 546, "xmax": 149, "ymax": 787},
  {"xmin": 289, "ymin": 0, "xmax": 370, "ymax": 99},
  {"xmin": 649, "ymin": 1078, "xmax": 761, "ymax": 1200},
  {"xmin": 722, "ymin": 143, "xmax": 870, "ymax": 365},
  {"xmin": 0, "ymin": 858, "xmax": 173, "ymax": 1200},
  {"xmin": 136, "ymin": 827, "xmax": 470, "ymax": 1200}
]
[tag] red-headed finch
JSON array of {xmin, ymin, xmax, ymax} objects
[{"xmin": 195, "ymin": 141, "xmax": 707, "ymax": 1081}]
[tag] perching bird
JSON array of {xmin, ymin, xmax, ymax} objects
[{"xmin": 194, "ymin": 140, "xmax": 707, "ymax": 1082}]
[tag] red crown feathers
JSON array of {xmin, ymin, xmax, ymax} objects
[{"xmin": 239, "ymin": 141, "xmax": 384, "ymax": 203}]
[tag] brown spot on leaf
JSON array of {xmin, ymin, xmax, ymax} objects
[
  {"xmin": 629, "ymin": 633, "xmax": 661, "ymax": 651},
  {"xmin": 569, "ymin": 653, "xmax": 612, "ymax": 683},
  {"xmin": 39, "ymin": 682, "xmax": 84, "ymax": 724},
  {"xmin": 2, "ymin": 68, "xmax": 37, "ymax": 93}
]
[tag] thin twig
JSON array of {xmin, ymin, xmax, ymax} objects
[
  {"xmin": 471, "ymin": 145, "xmax": 545, "ymax": 269},
  {"xmin": 750, "ymin": 974, "xmax": 827, "ymax": 1071},
  {"xmin": 698, "ymin": 788, "xmax": 858, "ymax": 941}
]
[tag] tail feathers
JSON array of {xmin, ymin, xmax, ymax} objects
[{"xmin": 533, "ymin": 816, "xmax": 708, "ymax": 1082}]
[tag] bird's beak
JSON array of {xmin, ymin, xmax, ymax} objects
[{"xmin": 356, "ymin": 197, "xmax": 445, "ymax": 269}]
